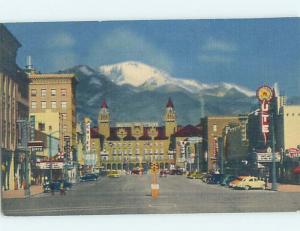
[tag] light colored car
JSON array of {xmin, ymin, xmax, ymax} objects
[
  {"xmin": 228, "ymin": 176, "xmax": 249, "ymax": 188},
  {"xmin": 107, "ymin": 170, "xmax": 120, "ymax": 178},
  {"xmin": 234, "ymin": 176, "xmax": 265, "ymax": 190}
]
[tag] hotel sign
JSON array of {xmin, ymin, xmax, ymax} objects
[{"xmin": 256, "ymin": 85, "xmax": 274, "ymax": 145}]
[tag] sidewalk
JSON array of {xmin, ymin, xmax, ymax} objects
[
  {"xmin": 2, "ymin": 185, "xmax": 43, "ymax": 199},
  {"xmin": 267, "ymin": 183, "xmax": 300, "ymax": 192}
]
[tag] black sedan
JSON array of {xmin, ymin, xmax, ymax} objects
[{"xmin": 80, "ymin": 173, "xmax": 98, "ymax": 182}]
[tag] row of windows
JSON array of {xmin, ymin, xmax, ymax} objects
[
  {"xmin": 31, "ymin": 101, "xmax": 67, "ymax": 109},
  {"xmin": 111, "ymin": 149, "xmax": 165, "ymax": 155},
  {"xmin": 31, "ymin": 89, "xmax": 67, "ymax": 97},
  {"xmin": 286, "ymin": 113, "xmax": 300, "ymax": 116},
  {"xmin": 101, "ymin": 155, "xmax": 173, "ymax": 161},
  {"xmin": 106, "ymin": 142, "xmax": 164, "ymax": 147}
]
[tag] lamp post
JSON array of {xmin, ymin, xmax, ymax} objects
[
  {"xmin": 270, "ymin": 114, "xmax": 277, "ymax": 191},
  {"xmin": 48, "ymin": 129, "xmax": 60, "ymax": 182}
]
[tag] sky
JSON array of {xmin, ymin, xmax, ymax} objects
[{"xmin": 5, "ymin": 18, "xmax": 300, "ymax": 96}]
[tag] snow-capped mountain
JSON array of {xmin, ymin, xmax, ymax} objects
[
  {"xmin": 99, "ymin": 61, "xmax": 255, "ymax": 97},
  {"xmin": 62, "ymin": 64, "xmax": 257, "ymax": 125}
]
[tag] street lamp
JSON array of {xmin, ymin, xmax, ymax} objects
[{"xmin": 48, "ymin": 128, "xmax": 60, "ymax": 182}]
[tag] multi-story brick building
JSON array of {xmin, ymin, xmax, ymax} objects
[
  {"xmin": 0, "ymin": 24, "xmax": 29, "ymax": 190},
  {"xmin": 201, "ymin": 115, "xmax": 241, "ymax": 172},
  {"xmin": 28, "ymin": 72, "xmax": 78, "ymax": 150}
]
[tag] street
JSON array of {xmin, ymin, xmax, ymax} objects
[{"xmin": 2, "ymin": 174, "xmax": 300, "ymax": 216}]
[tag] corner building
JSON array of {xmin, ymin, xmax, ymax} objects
[
  {"xmin": 28, "ymin": 73, "xmax": 78, "ymax": 150},
  {"xmin": 98, "ymin": 98, "xmax": 177, "ymax": 170},
  {"xmin": 1, "ymin": 24, "xmax": 29, "ymax": 191}
]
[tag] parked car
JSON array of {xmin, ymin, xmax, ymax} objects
[
  {"xmin": 233, "ymin": 176, "xmax": 265, "ymax": 190},
  {"xmin": 201, "ymin": 173, "xmax": 212, "ymax": 183},
  {"xmin": 80, "ymin": 173, "xmax": 98, "ymax": 182},
  {"xmin": 176, "ymin": 169, "xmax": 183, "ymax": 175},
  {"xmin": 160, "ymin": 170, "xmax": 168, "ymax": 177},
  {"xmin": 207, "ymin": 174, "xmax": 225, "ymax": 184},
  {"xmin": 187, "ymin": 172, "xmax": 203, "ymax": 179},
  {"xmin": 220, "ymin": 175, "xmax": 238, "ymax": 186},
  {"xmin": 107, "ymin": 170, "xmax": 120, "ymax": 178},
  {"xmin": 132, "ymin": 168, "xmax": 144, "ymax": 175},
  {"xmin": 228, "ymin": 176, "xmax": 249, "ymax": 188}
]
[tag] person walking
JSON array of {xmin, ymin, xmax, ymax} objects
[{"xmin": 60, "ymin": 181, "xmax": 66, "ymax": 196}]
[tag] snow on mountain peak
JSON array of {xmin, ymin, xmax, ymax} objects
[
  {"xmin": 98, "ymin": 61, "xmax": 255, "ymax": 97},
  {"xmin": 99, "ymin": 61, "xmax": 169, "ymax": 87}
]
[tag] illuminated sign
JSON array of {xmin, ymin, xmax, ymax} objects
[
  {"xmin": 256, "ymin": 85, "xmax": 274, "ymax": 145},
  {"xmin": 256, "ymin": 85, "xmax": 273, "ymax": 102}
]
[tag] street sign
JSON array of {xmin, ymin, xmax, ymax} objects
[
  {"xmin": 28, "ymin": 141, "xmax": 44, "ymax": 151},
  {"xmin": 256, "ymin": 152, "xmax": 281, "ymax": 162}
]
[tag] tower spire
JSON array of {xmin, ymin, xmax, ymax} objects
[
  {"xmin": 166, "ymin": 97, "xmax": 174, "ymax": 108},
  {"xmin": 101, "ymin": 98, "xmax": 108, "ymax": 109}
]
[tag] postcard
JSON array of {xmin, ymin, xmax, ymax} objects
[{"xmin": 1, "ymin": 18, "xmax": 300, "ymax": 216}]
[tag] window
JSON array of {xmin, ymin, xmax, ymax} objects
[
  {"xmin": 213, "ymin": 124, "xmax": 217, "ymax": 132},
  {"xmin": 61, "ymin": 113, "xmax": 67, "ymax": 120},
  {"xmin": 31, "ymin": 89, "xmax": 37, "ymax": 97},
  {"xmin": 61, "ymin": 101, "xmax": 67, "ymax": 109},
  {"xmin": 41, "ymin": 101, "xmax": 46, "ymax": 109},
  {"xmin": 63, "ymin": 124, "xmax": 67, "ymax": 133},
  {"xmin": 31, "ymin": 101, "xmax": 36, "ymax": 109},
  {"xmin": 61, "ymin": 89, "xmax": 67, "ymax": 97},
  {"xmin": 51, "ymin": 101, "xmax": 56, "ymax": 109},
  {"xmin": 41, "ymin": 89, "xmax": 46, "ymax": 97},
  {"xmin": 51, "ymin": 89, "xmax": 56, "ymax": 96},
  {"xmin": 38, "ymin": 123, "xmax": 45, "ymax": 131}
]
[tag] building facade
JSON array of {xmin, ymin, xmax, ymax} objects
[
  {"xmin": 201, "ymin": 115, "xmax": 241, "ymax": 172},
  {"xmin": 171, "ymin": 124, "xmax": 203, "ymax": 171},
  {"xmin": 28, "ymin": 72, "xmax": 78, "ymax": 150},
  {"xmin": 97, "ymin": 98, "xmax": 177, "ymax": 170},
  {"xmin": 1, "ymin": 24, "xmax": 29, "ymax": 190}
]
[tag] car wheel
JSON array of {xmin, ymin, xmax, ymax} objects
[{"xmin": 244, "ymin": 185, "xmax": 250, "ymax": 190}]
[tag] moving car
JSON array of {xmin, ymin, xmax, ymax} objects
[
  {"xmin": 80, "ymin": 173, "xmax": 98, "ymax": 182},
  {"xmin": 233, "ymin": 176, "xmax": 265, "ymax": 190},
  {"xmin": 107, "ymin": 170, "xmax": 120, "ymax": 178},
  {"xmin": 43, "ymin": 180, "xmax": 72, "ymax": 193}
]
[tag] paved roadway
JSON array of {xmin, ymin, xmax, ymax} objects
[{"xmin": 2, "ymin": 174, "xmax": 300, "ymax": 216}]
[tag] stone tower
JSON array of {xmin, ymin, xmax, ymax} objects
[
  {"xmin": 98, "ymin": 99, "xmax": 110, "ymax": 139},
  {"xmin": 164, "ymin": 97, "xmax": 177, "ymax": 137}
]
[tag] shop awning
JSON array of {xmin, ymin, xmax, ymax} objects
[{"xmin": 293, "ymin": 166, "xmax": 300, "ymax": 174}]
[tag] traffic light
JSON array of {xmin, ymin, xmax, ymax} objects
[{"xmin": 150, "ymin": 162, "xmax": 159, "ymax": 173}]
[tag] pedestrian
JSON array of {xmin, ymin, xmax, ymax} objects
[
  {"xmin": 60, "ymin": 181, "xmax": 66, "ymax": 196},
  {"xmin": 50, "ymin": 181, "xmax": 55, "ymax": 195}
]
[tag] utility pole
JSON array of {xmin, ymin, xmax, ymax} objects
[
  {"xmin": 218, "ymin": 137, "xmax": 224, "ymax": 174},
  {"xmin": 271, "ymin": 114, "xmax": 277, "ymax": 191},
  {"xmin": 49, "ymin": 131, "xmax": 52, "ymax": 182}
]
